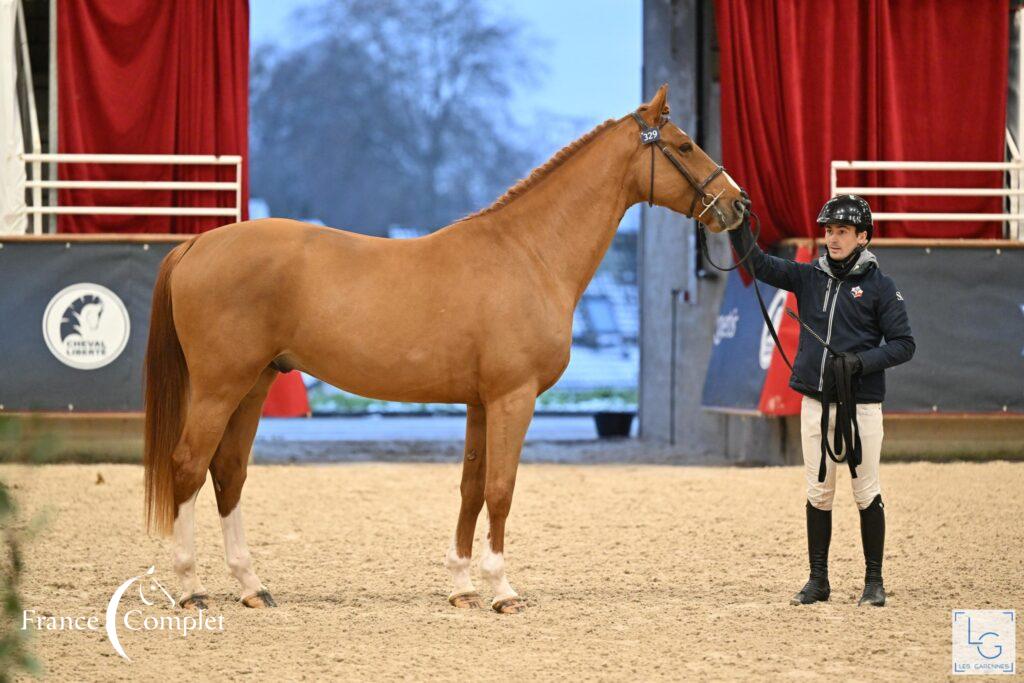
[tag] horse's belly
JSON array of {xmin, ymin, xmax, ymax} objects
[{"xmin": 290, "ymin": 344, "xmax": 479, "ymax": 405}]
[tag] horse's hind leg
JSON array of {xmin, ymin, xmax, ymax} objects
[
  {"xmin": 172, "ymin": 386, "xmax": 249, "ymax": 609},
  {"xmin": 445, "ymin": 403, "xmax": 486, "ymax": 608},
  {"xmin": 171, "ymin": 361, "xmax": 265, "ymax": 609},
  {"xmin": 173, "ymin": 489, "xmax": 207, "ymax": 609},
  {"xmin": 209, "ymin": 366, "xmax": 279, "ymax": 608}
]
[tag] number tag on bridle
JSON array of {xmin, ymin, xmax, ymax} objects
[{"xmin": 640, "ymin": 128, "xmax": 660, "ymax": 145}]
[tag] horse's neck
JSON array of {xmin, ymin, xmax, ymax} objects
[{"xmin": 486, "ymin": 130, "xmax": 636, "ymax": 305}]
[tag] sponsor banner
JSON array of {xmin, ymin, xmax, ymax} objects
[
  {"xmin": 702, "ymin": 255, "xmax": 790, "ymax": 413},
  {"xmin": 701, "ymin": 244, "xmax": 804, "ymax": 415},
  {"xmin": 0, "ymin": 241, "xmax": 177, "ymax": 412},
  {"xmin": 757, "ymin": 243, "xmax": 813, "ymax": 415}
]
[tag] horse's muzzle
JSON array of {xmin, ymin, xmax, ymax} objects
[
  {"xmin": 728, "ymin": 190, "xmax": 752, "ymax": 230},
  {"xmin": 734, "ymin": 189, "xmax": 751, "ymax": 213}
]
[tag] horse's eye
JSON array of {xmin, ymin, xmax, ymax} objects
[{"xmin": 679, "ymin": 142, "xmax": 693, "ymax": 153}]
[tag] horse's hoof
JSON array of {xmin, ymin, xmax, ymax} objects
[
  {"xmin": 491, "ymin": 596, "xmax": 526, "ymax": 614},
  {"xmin": 179, "ymin": 593, "xmax": 209, "ymax": 611},
  {"xmin": 241, "ymin": 589, "xmax": 277, "ymax": 608},
  {"xmin": 448, "ymin": 591, "xmax": 484, "ymax": 609}
]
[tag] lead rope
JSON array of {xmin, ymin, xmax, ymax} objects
[
  {"xmin": 784, "ymin": 304, "xmax": 864, "ymax": 483},
  {"xmin": 817, "ymin": 351, "xmax": 862, "ymax": 483},
  {"xmin": 699, "ymin": 214, "xmax": 794, "ymax": 371}
]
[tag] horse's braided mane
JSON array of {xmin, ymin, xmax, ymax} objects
[{"xmin": 452, "ymin": 115, "xmax": 627, "ymax": 224}]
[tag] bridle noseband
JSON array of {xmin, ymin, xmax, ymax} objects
[{"xmin": 630, "ymin": 111, "xmax": 730, "ymax": 229}]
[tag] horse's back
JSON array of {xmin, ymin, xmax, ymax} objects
[{"xmin": 167, "ymin": 218, "xmax": 468, "ymax": 379}]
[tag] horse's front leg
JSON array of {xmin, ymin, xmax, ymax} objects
[
  {"xmin": 445, "ymin": 403, "xmax": 487, "ymax": 608},
  {"xmin": 480, "ymin": 384, "xmax": 535, "ymax": 614}
]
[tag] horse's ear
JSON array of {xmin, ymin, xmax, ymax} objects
[{"xmin": 639, "ymin": 84, "xmax": 669, "ymax": 126}]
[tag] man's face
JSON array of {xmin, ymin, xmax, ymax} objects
[{"xmin": 824, "ymin": 223, "xmax": 868, "ymax": 260}]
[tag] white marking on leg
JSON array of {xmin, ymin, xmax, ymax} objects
[
  {"xmin": 480, "ymin": 542, "xmax": 517, "ymax": 605},
  {"xmin": 444, "ymin": 538, "xmax": 476, "ymax": 598},
  {"xmin": 220, "ymin": 503, "xmax": 265, "ymax": 599},
  {"xmin": 172, "ymin": 491, "xmax": 206, "ymax": 603}
]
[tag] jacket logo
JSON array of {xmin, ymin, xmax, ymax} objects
[
  {"xmin": 850, "ymin": 286, "xmax": 864, "ymax": 299},
  {"xmin": 896, "ymin": 291, "xmax": 903, "ymax": 301}
]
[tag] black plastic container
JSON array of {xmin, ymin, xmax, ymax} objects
[{"xmin": 593, "ymin": 411, "xmax": 635, "ymax": 438}]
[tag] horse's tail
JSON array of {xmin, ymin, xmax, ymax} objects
[{"xmin": 144, "ymin": 239, "xmax": 194, "ymax": 537}]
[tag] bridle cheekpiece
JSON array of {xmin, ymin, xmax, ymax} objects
[{"xmin": 630, "ymin": 111, "xmax": 729, "ymax": 229}]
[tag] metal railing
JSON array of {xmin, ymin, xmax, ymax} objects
[
  {"xmin": 12, "ymin": 1, "xmax": 242, "ymax": 234},
  {"xmin": 15, "ymin": 0, "xmax": 41, "ymax": 231},
  {"xmin": 18, "ymin": 153, "xmax": 243, "ymax": 233},
  {"xmin": 830, "ymin": 160, "xmax": 1024, "ymax": 238}
]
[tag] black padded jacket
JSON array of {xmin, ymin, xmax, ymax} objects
[{"xmin": 728, "ymin": 228, "xmax": 915, "ymax": 403}]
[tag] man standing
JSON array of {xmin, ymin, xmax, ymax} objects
[{"xmin": 728, "ymin": 195, "xmax": 915, "ymax": 606}]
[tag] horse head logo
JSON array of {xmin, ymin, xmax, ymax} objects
[{"xmin": 59, "ymin": 294, "xmax": 105, "ymax": 341}]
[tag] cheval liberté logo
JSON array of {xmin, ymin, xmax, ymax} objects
[
  {"xmin": 42, "ymin": 283, "xmax": 130, "ymax": 370},
  {"xmin": 22, "ymin": 566, "xmax": 224, "ymax": 662}
]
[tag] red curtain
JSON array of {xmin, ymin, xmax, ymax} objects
[
  {"xmin": 715, "ymin": 0, "xmax": 1009, "ymax": 243},
  {"xmin": 57, "ymin": 1, "xmax": 249, "ymax": 233}
]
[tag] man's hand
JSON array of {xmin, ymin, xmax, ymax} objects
[
  {"xmin": 823, "ymin": 351, "xmax": 863, "ymax": 398},
  {"xmin": 727, "ymin": 218, "xmax": 751, "ymax": 247},
  {"xmin": 838, "ymin": 352, "xmax": 863, "ymax": 375},
  {"xmin": 725, "ymin": 214, "xmax": 750, "ymax": 233}
]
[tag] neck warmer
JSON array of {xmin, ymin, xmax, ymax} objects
[{"xmin": 826, "ymin": 245, "xmax": 865, "ymax": 279}]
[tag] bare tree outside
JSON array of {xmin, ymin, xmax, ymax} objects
[{"xmin": 251, "ymin": 0, "xmax": 544, "ymax": 234}]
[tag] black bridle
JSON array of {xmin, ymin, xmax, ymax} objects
[
  {"xmin": 630, "ymin": 111, "xmax": 793, "ymax": 371},
  {"xmin": 630, "ymin": 112, "xmax": 730, "ymax": 228}
]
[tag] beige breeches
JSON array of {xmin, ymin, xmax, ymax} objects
[{"xmin": 801, "ymin": 395, "xmax": 884, "ymax": 511}]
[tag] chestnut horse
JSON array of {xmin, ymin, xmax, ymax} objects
[{"xmin": 143, "ymin": 84, "xmax": 746, "ymax": 614}]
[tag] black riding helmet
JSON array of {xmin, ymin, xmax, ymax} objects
[{"xmin": 817, "ymin": 194, "xmax": 873, "ymax": 241}]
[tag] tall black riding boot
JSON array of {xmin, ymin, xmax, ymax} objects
[
  {"xmin": 858, "ymin": 494, "xmax": 886, "ymax": 607},
  {"xmin": 791, "ymin": 501, "xmax": 831, "ymax": 605}
]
